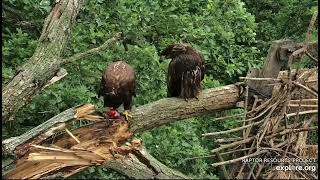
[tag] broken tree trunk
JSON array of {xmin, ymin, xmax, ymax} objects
[
  {"xmin": 3, "ymin": 110, "xmax": 189, "ymax": 179},
  {"xmin": 2, "ymin": 0, "xmax": 83, "ymax": 123},
  {"xmin": 1, "ymin": 0, "xmax": 121, "ymax": 123}
]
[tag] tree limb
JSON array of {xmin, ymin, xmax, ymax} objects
[
  {"xmin": 62, "ymin": 33, "xmax": 122, "ymax": 64},
  {"xmin": 104, "ymin": 146, "xmax": 190, "ymax": 179},
  {"xmin": 129, "ymin": 84, "xmax": 240, "ymax": 133}
]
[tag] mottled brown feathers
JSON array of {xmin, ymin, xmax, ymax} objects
[
  {"xmin": 98, "ymin": 61, "xmax": 136, "ymax": 110},
  {"xmin": 160, "ymin": 44, "xmax": 205, "ymax": 99}
]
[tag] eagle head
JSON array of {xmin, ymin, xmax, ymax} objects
[{"xmin": 159, "ymin": 44, "xmax": 190, "ymax": 62}]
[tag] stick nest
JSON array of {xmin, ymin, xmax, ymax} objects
[{"xmin": 203, "ymin": 68, "xmax": 318, "ymax": 179}]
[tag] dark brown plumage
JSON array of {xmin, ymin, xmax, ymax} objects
[
  {"xmin": 98, "ymin": 61, "xmax": 136, "ymax": 115},
  {"xmin": 160, "ymin": 44, "xmax": 205, "ymax": 99}
]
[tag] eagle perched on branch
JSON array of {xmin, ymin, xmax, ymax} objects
[
  {"xmin": 160, "ymin": 44, "xmax": 205, "ymax": 100},
  {"xmin": 98, "ymin": 61, "xmax": 136, "ymax": 120}
]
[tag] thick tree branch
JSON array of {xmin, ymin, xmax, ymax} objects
[
  {"xmin": 104, "ymin": 146, "xmax": 190, "ymax": 179},
  {"xmin": 129, "ymin": 84, "xmax": 240, "ymax": 133}
]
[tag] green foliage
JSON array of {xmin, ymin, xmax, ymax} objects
[
  {"xmin": 2, "ymin": 0, "xmax": 317, "ymax": 179},
  {"xmin": 71, "ymin": 166, "xmax": 126, "ymax": 179},
  {"xmin": 243, "ymin": 0, "xmax": 318, "ymax": 54}
]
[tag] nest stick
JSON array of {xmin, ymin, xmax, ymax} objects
[
  {"xmin": 292, "ymin": 81, "xmax": 318, "ymax": 97},
  {"xmin": 290, "ymin": 99, "xmax": 318, "ymax": 103},
  {"xmin": 211, "ymin": 137, "xmax": 255, "ymax": 153},
  {"xmin": 220, "ymin": 148, "xmax": 251, "ymax": 156},
  {"xmin": 288, "ymin": 104, "xmax": 318, "ymax": 108},
  {"xmin": 211, "ymin": 150, "xmax": 268, "ymax": 167},
  {"xmin": 239, "ymin": 77, "xmax": 283, "ymax": 82},
  {"xmin": 202, "ymin": 118, "xmax": 264, "ymax": 137},
  {"xmin": 216, "ymin": 152, "xmax": 230, "ymax": 179},
  {"xmin": 264, "ymin": 126, "xmax": 318, "ymax": 139},
  {"xmin": 286, "ymin": 110, "xmax": 318, "ymax": 118},
  {"xmin": 212, "ymin": 113, "xmax": 244, "ymax": 121}
]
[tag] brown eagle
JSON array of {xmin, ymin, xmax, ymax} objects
[
  {"xmin": 160, "ymin": 44, "xmax": 205, "ymax": 100},
  {"xmin": 98, "ymin": 61, "xmax": 136, "ymax": 120}
]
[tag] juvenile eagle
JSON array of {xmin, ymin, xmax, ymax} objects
[
  {"xmin": 98, "ymin": 61, "xmax": 136, "ymax": 120},
  {"xmin": 160, "ymin": 44, "xmax": 205, "ymax": 99}
]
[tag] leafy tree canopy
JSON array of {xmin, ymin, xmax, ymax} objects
[{"xmin": 2, "ymin": 0, "xmax": 317, "ymax": 178}]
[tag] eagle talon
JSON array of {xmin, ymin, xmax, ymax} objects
[{"xmin": 122, "ymin": 111, "xmax": 133, "ymax": 121}]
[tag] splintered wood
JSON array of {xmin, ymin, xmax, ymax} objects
[
  {"xmin": 201, "ymin": 67, "xmax": 318, "ymax": 179},
  {"xmin": 5, "ymin": 113, "xmax": 142, "ymax": 179}
]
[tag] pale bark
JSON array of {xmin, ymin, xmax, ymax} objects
[
  {"xmin": 2, "ymin": 0, "xmax": 84, "ymax": 123},
  {"xmin": 129, "ymin": 84, "xmax": 240, "ymax": 132},
  {"xmin": 1, "ymin": 0, "xmax": 121, "ymax": 123}
]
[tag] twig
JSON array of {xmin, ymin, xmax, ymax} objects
[
  {"xmin": 292, "ymin": 81, "xmax": 318, "ymax": 97},
  {"xmin": 305, "ymin": 10, "xmax": 318, "ymax": 44},
  {"xmin": 295, "ymin": 94, "xmax": 303, "ymax": 123},
  {"xmin": 286, "ymin": 110, "xmax": 318, "ymax": 118},
  {"xmin": 288, "ymin": 104, "xmax": 317, "ymax": 108},
  {"xmin": 211, "ymin": 150, "xmax": 268, "ymax": 167},
  {"xmin": 236, "ymin": 138, "xmax": 257, "ymax": 178},
  {"xmin": 257, "ymin": 104, "xmax": 278, "ymax": 146},
  {"xmin": 212, "ymin": 113, "xmax": 244, "ymax": 122},
  {"xmin": 216, "ymin": 137, "xmax": 242, "ymax": 143},
  {"xmin": 30, "ymin": 144, "xmax": 74, "ymax": 153},
  {"xmin": 220, "ymin": 148, "xmax": 251, "ymax": 156},
  {"xmin": 42, "ymin": 68, "xmax": 68, "ymax": 90},
  {"xmin": 202, "ymin": 118, "xmax": 264, "ymax": 137},
  {"xmin": 216, "ymin": 152, "xmax": 230, "ymax": 179},
  {"xmin": 185, "ymin": 154, "xmax": 216, "ymax": 161},
  {"xmin": 305, "ymin": 79, "xmax": 318, "ymax": 83},
  {"xmin": 305, "ymin": 51, "xmax": 318, "ymax": 62},
  {"xmin": 65, "ymin": 128, "xmax": 81, "ymax": 144},
  {"xmin": 247, "ymin": 162, "xmax": 257, "ymax": 179},
  {"xmin": 243, "ymin": 86, "xmax": 249, "ymax": 139},
  {"xmin": 239, "ymin": 77, "xmax": 283, "ymax": 82},
  {"xmin": 62, "ymin": 33, "xmax": 122, "ymax": 64},
  {"xmin": 290, "ymin": 99, "xmax": 318, "ymax": 103},
  {"xmin": 211, "ymin": 137, "xmax": 255, "ymax": 153},
  {"xmin": 264, "ymin": 126, "xmax": 318, "ymax": 139},
  {"xmin": 254, "ymin": 161, "xmax": 265, "ymax": 179}
]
